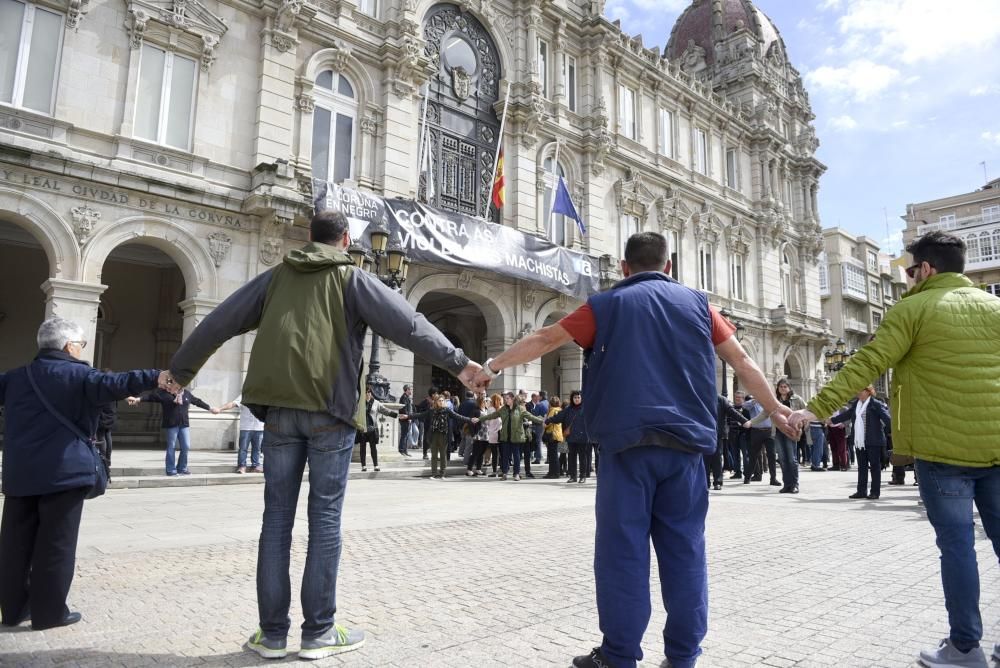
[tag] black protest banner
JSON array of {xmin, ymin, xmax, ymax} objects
[{"xmin": 314, "ymin": 181, "xmax": 600, "ymax": 300}]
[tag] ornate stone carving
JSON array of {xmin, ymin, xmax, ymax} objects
[
  {"xmin": 128, "ymin": 9, "xmax": 149, "ymax": 48},
  {"xmin": 296, "ymin": 93, "xmax": 315, "ymax": 113},
  {"xmin": 207, "ymin": 231, "xmax": 232, "ymax": 267},
  {"xmin": 361, "ymin": 115, "xmax": 378, "ymax": 135},
  {"xmin": 200, "ymin": 34, "xmax": 217, "ymax": 71},
  {"xmin": 522, "ymin": 289, "xmax": 536, "ymax": 310},
  {"xmin": 451, "ymin": 66, "xmax": 471, "ymax": 101},
  {"xmin": 272, "ymin": 32, "xmax": 296, "ymax": 53},
  {"xmin": 457, "ymin": 270, "xmax": 473, "ymax": 290},
  {"xmin": 70, "ymin": 204, "xmax": 101, "ymax": 245},
  {"xmin": 274, "ymin": 0, "xmax": 304, "ymax": 32},
  {"xmin": 259, "ymin": 236, "xmax": 284, "ymax": 266},
  {"xmin": 124, "ymin": 0, "xmax": 227, "ymax": 69},
  {"xmin": 66, "ymin": 0, "xmax": 91, "ymax": 30},
  {"xmin": 329, "ymin": 45, "xmax": 351, "ymax": 72}
]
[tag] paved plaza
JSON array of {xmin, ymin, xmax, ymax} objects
[{"xmin": 0, "ymin": 464, "xmax": 997, "ymax": 668}]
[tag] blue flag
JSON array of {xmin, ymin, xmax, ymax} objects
[{"xmin": 553, "ymin": 176, "xmax": 586, "ymax": 236}]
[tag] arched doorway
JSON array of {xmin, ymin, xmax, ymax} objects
[
  {"xmin": 0, "ymin": 218, "xmax": 49, "ymax": 370},
  {"xmin": 420, "ymin": 3, "xmax": 502, "ymax": 218},
  {"xmin": 540, "ymin": 312, "xmax": 573, "ymax": 400},
  {"xmin": 414, "ymin": 292, "xmax": 487, "ymax": 397},
  {"xmin": 783, "ymin": 353, "xmax": 804, "ymax": 397},
  {"xmin": 100, "ymin": 242, "xmax": 186, "ymax": 445}
]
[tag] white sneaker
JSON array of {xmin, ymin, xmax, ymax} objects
[{"xmin": 919, "ymin": 639, "xmax": 988, "ymax": 668}]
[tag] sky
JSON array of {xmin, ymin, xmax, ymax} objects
[{"xmin": 603, "ymin": 0, "xmax": 1000, "ymax": 256}]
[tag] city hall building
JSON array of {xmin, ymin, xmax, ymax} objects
[{"xmin": 0, "ymin": 0, "xmax": 829, "ymax": 447}]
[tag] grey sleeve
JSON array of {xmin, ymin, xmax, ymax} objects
[
  {"xmin": 345, "ymin": 270, "xmax": 470, "ymax": 375},
  {"xmin": 169, "ymin": 270, "xmax": 274, "ymax": 385}
]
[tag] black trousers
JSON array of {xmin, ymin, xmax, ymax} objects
[
  {"xmin": 356, "ymin": 429, "xmax": 378, "ymax": 467},
  {"xmin": 856, "ymin": 446, "xmax": 884, "ymax": 497},
  {"xmin": 704, "ymin": 438, "xmax": 724, "ymax": 486},
  {"xmin": 545, "ymin": 443, "xmax": 560, "ymax": 476},
  {"xmin": 468, "ymin": 440, "xmax": 488, "ymax": 471},
  {"xmin": 568, "ymin": 442, "xmax": 590, "ymax": 479},
  {"xmin": 748, "ymin": 429, "xmax": 777, "ymax": 482},
  {"xmin": 0, "ymin": 486, "xmax": 88, "ymax": 627}
]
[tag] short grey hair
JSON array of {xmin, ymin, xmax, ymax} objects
[{"xmin": 37, "ymin": 317, "xmax": 85, "ymax": 351}]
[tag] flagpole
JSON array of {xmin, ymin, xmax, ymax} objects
[
  {"xmin": 417, "ymin": 83, "xmax": 431, "ymax": 202},
  {"xmin": 547, "ymin": 139, "xmax": 561, "ymax": 239},
  {"xmin": 486, "ymin": 79, "xmax": 513, "ymax": 219}
]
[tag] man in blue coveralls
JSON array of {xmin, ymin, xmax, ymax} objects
[{"xmin": 473, "ymin": 232, "xmax": 795, "ymax": 668}]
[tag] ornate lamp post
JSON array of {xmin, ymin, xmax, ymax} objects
[
  {"xmin": 823, "ymin": 337, "xmax": 853, "ymax": 376},
  {"xmin": 347, "ymin": 219, "xmax": 409, "ymax": 402},
  {"xmin": 719, "ymin": 309, "xmax": 745, "ymax": 398}
]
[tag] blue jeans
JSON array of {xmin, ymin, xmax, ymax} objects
[
  {"xmin": 774, "ymin": 432, "xmax": 798, "ymax": 490},
  {"xmin": 164, "ymin": 427, "xmax": 190, "ymax": 474},
  {"xmin": 596, "ymin": 446, "xmax": 707, "ymax": 668},
  {"xmin": 809, "ymin": 425, "xmax": 825, "ymax": 469},
  {"xmin": 500, "ymin": 442, "xmax": 521, "ymax": 475},
  {"xmin": 915, "ymin": 460, "xmax": 1000, "ymax": 652},
  {"xmin": 238, "ymin": 430, "xmax": 264, "ymax": 468},
  {"xmin": 257, "ymin": 408, "xmax": 355, "ymax": 640}
]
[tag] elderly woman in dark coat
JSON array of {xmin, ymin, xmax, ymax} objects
[{"xmin": 0, "ymin": 317, "xmax": 170, "ymax": 630}]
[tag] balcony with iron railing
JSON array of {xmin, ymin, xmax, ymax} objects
[{"xmin": 917, "ymin": 210, "xmax": 1000, "ymax": 235}]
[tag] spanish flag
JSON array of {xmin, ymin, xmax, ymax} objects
[{"xmin": 491, "ymin": 148, "xmax": 505, "ymax": 210}]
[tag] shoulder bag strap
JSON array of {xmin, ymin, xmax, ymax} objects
[{"xmin": 26, "ymin": 363, "xmax": 95, "ymax": 444}]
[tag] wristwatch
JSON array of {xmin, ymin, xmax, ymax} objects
[{"xmin": 483, "ymin": 358, "xmax": 502, "ymax": 379}]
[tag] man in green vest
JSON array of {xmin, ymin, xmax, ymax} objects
[
  {"xmin": 168, "ymin": 210, "xmax": 481, "ymax": 661},
  {"xmin": 789, "ymin": 231, "xmax": 1000, "ymax": 668}
]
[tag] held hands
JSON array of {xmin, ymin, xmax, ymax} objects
[
  {"xmin": 471, "ymin": 417, "xmax": 480, "ymax": 424},
  {"xmin": 742, "ymin": 420, "xmax": 751, "ymax": 429},
  {"xmin": 210, "ymin": 407, "xmax": 222, "ymax": 415},
  {"xmin": 126, "ymin": 396, "xmax": 141, "ymax": 406},
  {"xmin": 769, "ymin": 404, "xmax": 800, "ymax": 440},
  {"xmin": 399, "ymin": 414, "xmax": 410, "ymax": 421},
  {"xmin": 788, "ymin": 409, "xmax": 819, "ymax": 436},
  {"xmin": 458, "ymin": 361, "xmax": 486, "ymax": 392}
]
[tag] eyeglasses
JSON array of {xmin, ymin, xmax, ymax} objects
[
  {"xmin": 69, "ymin": 340, "xmax": 88, "ymax": 349},
  {"xmin": 905, "ymin": 263, "xmax": 922, "ymax": 279}
]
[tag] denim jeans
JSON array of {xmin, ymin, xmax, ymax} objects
[
  {"xmin": 915, "ymin": 460, "xmax": 1000, "ymax": 652},
  {"xmin": 238, "ymin": 429, "xmax": 264, "ymax": 468},
  {"xmin": 500, "ymin": 442, "xmax": 521, "ymax": 475},
  {"xmin": 774, "ymin": 432, "xmax": 798, "ymax": 490},
  {"xmin": 809, "ymin": 425, "xmax": 825, "ymax": 469},
  {"xmin": 257, "ymin": 408, "xmax": 355, "ymax": 641},
  {"xmin": 164, "ymin": 426, "xmax": 191, "ymax": 474}
]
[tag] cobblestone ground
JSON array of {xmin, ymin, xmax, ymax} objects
[{"xmin": 1, "ymin": 467, "xmax": 997, "ymax": 667}]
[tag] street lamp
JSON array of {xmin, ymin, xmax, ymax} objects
[
  {"xmin": 359, "ymin": 223, "xmax": 409, "ymax": 401},
  {"xmin": 823, "ymin": 338, "xmax": 854, "ymax": 375}
]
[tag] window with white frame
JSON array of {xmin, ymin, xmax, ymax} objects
[
  {"xmin": 984, "ymin": 205, "xmax": 1000, "ymax": 224},
  {"xmin": 730, "ymin": 252, "xmax": 746, "ymax": 301},
  {"xmin": 667, "ymin": 229, "xmax": 680, "ymax": 280},
  {"xmin": 725, "ymin": 148, "xmax": 738, "ymax": 189},
  {"xmin": 986, "ymin": 283, "xmax": 1000, "ymax": 297},
  {"xmin": 1, "ymin": 0, "xmax": 64, "ymax": 114},
  {"xmin": 694, "ymin": 128, "xmax": 708, "ymax": 175},
  {"xmin": 537, "ymin": 39, "xmax": 549, "ymax": 98},
  {"xmin": 618, "ymin": 84, "xmax": 636, "ymax": 140},
  {"xmin": 784, "ymin": 180, "xmax": 793, "ymax": 210},
  {"xmin": 872, "ymin": 311, "xmax": 882, "ymax": 329},
  {"xmin": 541, "ymin": 156, "xmax": 568, "ymax": 247},
  {"xmin": 698, "ymin": 243, "xmax": 715, "ymax": 292},
  {"xmin": 311, "ymin": 69, "xmax": 357, "ymax": 184},
  {"xmin": 939, "ymin": 214, "xmax": 956, "ymax": 225},
  {"xmin": 979, "ymin": 230, "xmax": 998, "ymax": 262},
  {"xmin": 870, "ymin": 279, "xmax": 880, "ymax": 301},
  {"xmin": 781, "ymin": 251, "xmax": 793, "ymax": 307},
  {"xmin": 563, "ymin": 54, "xmax": 576, "ymax": 112},
  {"xmin": 358, "ymin": 0, "xmax": 376, "ymax": 16},
  {"xmin": 818, "ymin": 253, "xmax": 829, "ymax": 294},
  {"xmin": 134, "ymin": 44, "xmax": 197, "ymax": 150},
  {"xmin": 842, "ymin": 263, "xmax": 867, "ymax": 296},
  {"xmin": 621, "ymin": 213, "xmax": 640, "ymax": 257},
  {"xmin": 867, "ymin": 250, "xmax": 878, "ymax": 271},
  {"xmin": 658, "ymin": 109, "xmax": 673, "ymax": 157}
]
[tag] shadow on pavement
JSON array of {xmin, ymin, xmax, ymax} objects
[{"xmin": 0, "ymin": 648, "xmax": 307, "ymax": 667}]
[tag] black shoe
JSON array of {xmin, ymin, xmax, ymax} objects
[
  {"xmin": 32, "ymin": 611, "xmax": 81, "ymax": 631},
  {"xmin": 751, "ymin": 475, "xmax": 762, "ymax": 481},
  {"xmin": 525, "ymin": 472, "xmax": 535, "ymax": 479},
  {"xmin": 769, "ymin": 479, "xmax": 781, "ymax": 487},
  {"xmin": 543, "ymin": 473, "xmax": 559, "ymax": 479},
  {"xmin": 573, "ymin": 646, "xmax": 617, "ymax": 668},
  {"xmin": 729, "ymin": 473, "xmax": 742, "ymax": 480},
  {"xmin": 743, "ymin": 477, "xmax": 750, "ymax": 484},
  {"xmin": 567, "ymin": 477, "xmax": 578, "ymax": 483},
  {"xmin": 713, "ymin": 482, "xmax": 722, "ymax": 491},
  {"xmin": 779, "ymin": 487, "xmax": 791, "ymax": 493},
  {"xmin": 888, "ymin": 480, "xmax": 904, "ymax": 486},
  {"xmin": 810, "ymin": 467, "xmax": 824, "ymax": 471},
  {"xmin": 849, "ymin": 492, "xmax": 867, "ymax": 499},
  {"xmin": 867, "ymin": 493, "xmax": 880, "ymax": 500},
  {"xmin": 791, "ymin": 487, "xmax": 800, "ymax": 494}
]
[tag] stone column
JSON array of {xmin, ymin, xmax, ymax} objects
[
  {"xmin": 42, "ymin": 279, "xmax": 107, "ymax": 365},
  {"xmin": 484, "ymin": 336, "xmax": 517, "ymax": 393}
]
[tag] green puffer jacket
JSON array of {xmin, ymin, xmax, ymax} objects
[
  {"xmin": 808, "ymin": 272, "xmax": 1000, "ymax": 467},
  {"xmin": 479, "ymin": 405, "xmax": 544, "ymax": 444}
]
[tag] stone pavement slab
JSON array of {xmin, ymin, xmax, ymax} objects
[{"xmin": 0, "ymin": 467, "xmax": 997, "ymax": 667}]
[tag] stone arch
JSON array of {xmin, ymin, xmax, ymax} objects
[
  {"xmin": 301, "ymin": 46, "xmax": 378, "ymax": 112},
  {"xmin": 414, "ymin": 1, "xmax": 515, "ymax": 80},
  {"xmin": 0, "ymin": 186, "xmax": 81, "ymax": 280},
  {"xmin": 81, "ymin": 216, "xmax": 218, "ymax": 299},
  {"xmin": 532, "ymin": 296, "xmax": 574, "ymax": 331},
  {"xmin": 782, "ymin": 347, "xmax": 808, "ymax": 396},
  {"xmin": 405, "ymin": 272, "xmax": 514, "ymax": 340},
  {"xmin": 537, "ymin": 141, "xmax": 580, "ymax": 186}
]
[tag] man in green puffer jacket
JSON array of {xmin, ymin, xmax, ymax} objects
[
  {"xmin": 168, "ymin": 210, "xmax": 481, "ymax": 661},
  {"xmin": 789, "ymin": 231, "xmax": 1000, "ymax": 668}
]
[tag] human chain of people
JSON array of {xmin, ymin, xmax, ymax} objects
[{"xmin": 1, "ymin": 212, "xmax": 997, "ymax": 668}]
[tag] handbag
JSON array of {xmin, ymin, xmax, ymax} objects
[
  {"xmin": 26, "ymin": 364, "xmax": 108, "ymax": 500},
  {"xmin": 889, "ymin": 452, "xmax": 914, "ymax": 467}
]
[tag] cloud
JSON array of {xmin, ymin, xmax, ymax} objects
[
  {"xmin": 835, "ymin": 0, "xmax": 1000, "ymax": 65},
  {"xmin": 971, "ymin": 84, "xmax": 1000, "ymax": 97},
  {"xmin": 820, "ymin": 0, "xmax": 844, "ymax": 9},
  {"xmin": 983, "ymin": 132, "xmax": 1000, "ymax": 147},
  {"xmin": 805, "ymin": 60, "xmax": 900, "ymax": 100},
  {"xmin": 830, "ymin": 115, "xmax": 859, "ymax": 131}
]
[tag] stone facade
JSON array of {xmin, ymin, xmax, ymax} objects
[{"xmin": 0, "ymin": 0, "xmax": 827, "ymax": 448}]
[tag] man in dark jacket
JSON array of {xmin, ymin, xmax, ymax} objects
[
  {"xmin": 707, "ymin": 395, "xmax": 747, "ymax": 490},
  {"xmin": 127, "ymin": 388, "xmax": 213, "ymax": 475},
  {"xmin": 476, "ymin": 233, "xmax": 794, "ymax": 668},
  {"xmin": 546, "ymin": 390, "xmax": 591, "ymax": 483},
  {"xmin": 726, "ymin": 391, "xmax": 751, "ymax": 480},
  {"xmin": 531, "ymin": 391, "xmax": 549, "ymax": 465},
  {"xmin": 832, "ymin": 385, "xmax": 892, "ymax": 499},
  {"xmin": 397, "ymin": 384, "xmax": 414, "ymax": 457},
  {"xmin": 167, "ymin": 210, "xmax": 480, "ymax": 660},
  {"xmin": 415, "ymin": 387, "xmax": 438, "ymax": 460},
  {"xmin": 456, "ymin": 390, "xmax": 479, "ymax": 462},
  {"xmin": 0, "ymin": 317, "xmax": 168, "ymax": 631}
]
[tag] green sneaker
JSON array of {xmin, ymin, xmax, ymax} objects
[
  {"xmin": 299, "ymin": 623, "xmax": 365, "ymax": 660},
  {"xmin": 245, "ymin": 628, "xmax": 287, "ymax": 659}
]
